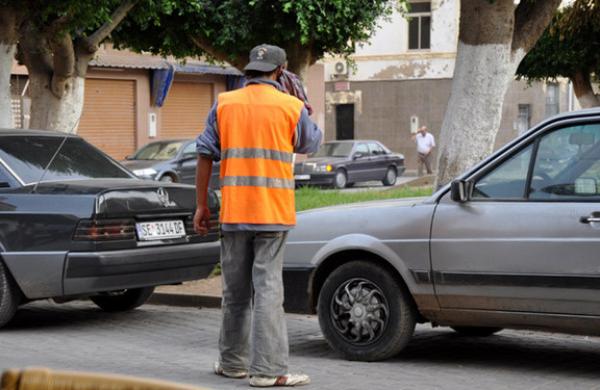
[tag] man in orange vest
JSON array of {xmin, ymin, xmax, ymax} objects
[{"xmin": 194, "ymin": 44, "xmax": 322, "ymax": 387}]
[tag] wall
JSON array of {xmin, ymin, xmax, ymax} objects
[{"xmin": 326, "ymin": 78, "xmax": 569, "ymax": 171}]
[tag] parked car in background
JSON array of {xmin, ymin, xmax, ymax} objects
[
  {"xmin": 294, "ymin": 140, "xmax": 405, "ymax": 189},
  {"xmin": 282, "ymin": 109, "xmax": 600, "ymax": 362},
  {"xmin": 0, "ymin": 130, "xmax": 220, "ymax": 328},
  {"xmin": 121, "ymin": 139, "xmax": 220, "ymax": 189}
]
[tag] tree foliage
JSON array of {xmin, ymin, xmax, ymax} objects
[
  {"xmin": 517, "ymin": 0, "xmax": 600, "ymax": 81},
  {"xmin": 516, "ymin": 0, "xmax": 600, "ymax": 106},
  {"xmin": 113, "ymin": 0, "xmax": 397, "ymax": 75}
]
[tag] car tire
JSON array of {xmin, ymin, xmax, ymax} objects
[
  {"xmin": 318, "ymin": 261, "xmax": 416, "ymax": 361},
  {"xmin": 334, "ymin": 169, "xmax": 348, "ymax": 189},
  {"xmin": 0, "ymin": 261, "xmax": 20, "ymax": 328},
  {"xmin": 382, "ymin": 167, "xmax": 397, "ymax": 186},
  {"xmin": 159, "ymin": 174, "xmax": 176, "ymax": 183},
  {"xmin": 91, "ymin": 287, "xmax": 155, "ymax": 312},
  {"xmin": 451, "ymin": 326, "xmax": 503, "ymax": 337}
]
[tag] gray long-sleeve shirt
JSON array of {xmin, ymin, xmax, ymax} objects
[{"xmin": 196, "ymin": 78, "xmax": 323, "ymax": 231}]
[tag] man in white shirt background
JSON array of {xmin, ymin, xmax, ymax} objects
[{"xmin": 412, "ymin": 126, "xmax": 435, "ymax": 176}]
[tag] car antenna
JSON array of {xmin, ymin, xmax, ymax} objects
[{"xmin": 31, "ymin": 118, "xmax": 81, "ymax": 194}]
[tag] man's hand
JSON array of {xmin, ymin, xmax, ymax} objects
[{"xmin": 193, "ymin": 206, "xmax": 211, "ymax": 235}]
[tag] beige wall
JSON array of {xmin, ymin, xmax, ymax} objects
[{"xmin": 325, "ymin": 78, "xmax": 568, "ymax": 171}]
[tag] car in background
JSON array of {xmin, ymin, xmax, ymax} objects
[
  {"xmin": 121, "ymin": 139, "xmax": 220, "ymax": 189},
  {"xmin": 294, "ymin": 140, "xmax": 405, "ymax": 189},
  {"xmin": 282, "ymin": 108, "xmax": 600, "ymax": 362},
  {"xmin": 0, "ymin": 129, "xmax": 220, "ymax": 328}
]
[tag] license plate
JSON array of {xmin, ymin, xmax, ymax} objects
[
  {"xmin": 295, "ymin": 174, "xmax": 310, "ymax": 180},
  {"xmin": 136, "ymin": 220, "xmax": 186, "ymax": 241}
]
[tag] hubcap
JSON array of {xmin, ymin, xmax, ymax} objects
[
  {"xmin": 330, "ymin": 278, "xmax": 389, "ymax": 345},
  {"xmin": 336, "ymin": 172, "xmax": 346, "ymax": 187},
  {"xmin": 387, "ymin": 169, "xmax": 396, "ymax": 183}
]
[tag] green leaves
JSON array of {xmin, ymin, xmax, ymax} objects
[
  {"xmin": 111, "ymin": 0, "xmax": 403, "ymax": 70},
  {"xmin": 517, "ymin": 0, "xmax": 600, "ymax": 80}
]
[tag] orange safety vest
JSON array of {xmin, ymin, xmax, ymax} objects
[{"xmin": 217, "ymin": 83, "xmax": 304, "ymax": 226}]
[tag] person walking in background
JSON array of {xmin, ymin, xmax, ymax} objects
[
  {"xmin": 413, "ymin": 126, "xmax": 435, "ymax": 176},
  {"xmin": 194, "ymin": 44, "xmax": 322, "ymax": 387}
]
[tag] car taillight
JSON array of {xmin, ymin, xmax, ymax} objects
[{"xmin": 73, "ymin": 219, "xmax": 136, "ymax": 241}]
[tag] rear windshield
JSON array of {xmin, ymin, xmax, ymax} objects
[
  {"xmin": 0, "ymin": 136, "xmax": 132, "ymax": 184},
  {"xmin": 133, "ymin": 141, "xmax": 185, "ymax": 160}
]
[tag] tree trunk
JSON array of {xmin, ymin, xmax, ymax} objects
[
  {"xmin": 0, "ymin": 43, "xmax": 15, "ymax": 128},
  {"xmin": 28, "ymin": 73, "xmax": 84, "ymax": 133},
  {"xmin": 435, "ymin": 0, "xmax": 560, "ymax": 188},
  {"xmin": 285, "ymin": 43, "xmax": 314, "ymax": 81},
  {"xmin": 571, "ymin": 70, "xmax": 600, "ymax": 108},
  {"xmin": 436, "ymin": 0, "xmax": 517, "ymax": 187}
]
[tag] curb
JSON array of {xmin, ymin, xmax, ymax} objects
[{"xmin": 148, "ymin": 292, "xmax": 222, "ymax": 308}]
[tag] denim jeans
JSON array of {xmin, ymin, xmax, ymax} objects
[{"xmin": 218, "ymin": 231, "xmax": 289, "ymax": 377}]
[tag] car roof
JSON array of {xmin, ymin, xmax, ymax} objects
[{"xmin": 0, "ymin": 128, "xmax": 79, "ymax": 137}]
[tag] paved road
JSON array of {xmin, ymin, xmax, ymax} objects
[{"xmin": 2, "ymin": 301, "xmax": 600, "ymax": 390}]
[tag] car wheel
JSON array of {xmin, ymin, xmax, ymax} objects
[
  {"xmin": 382, "ymin": 167, "xmax": 397, "ymax": 186},
  {"xmin": 318, "ymin": 261, "xmax": 416, "ymax": 361},
  {"xmin": 91, "ymin": 287, "xmax": 155, "ymax": 312},
  {"xmin": 0, "ymin": 261, "xmax": 20, "ymax": 328},
  {"xmin": 334, "ymin": 169, "xmax": 347, "ymax": 189},
  {"xmin": 159, "ymin": 174, "xmax": 175, "ymax": 183},
  {"xmin": 451, "ymin": 326, "xmax": 503, "ymax": 337}
]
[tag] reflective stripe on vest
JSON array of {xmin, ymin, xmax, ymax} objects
[{"xmin": 217, "ymin": 84, "xmax": 304, "ymax": 226}]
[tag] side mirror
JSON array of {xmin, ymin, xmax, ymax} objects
[
  {"xmin": 450, "ymin": 179, "xmax": 473, "ymax": 203},
  {"xmin": 353, "ymin": 152, "xmax": 363, "ymax": 160},
  {"xmin": 124, "ymin": 155, "xmax": 133, "ymax": 160}
]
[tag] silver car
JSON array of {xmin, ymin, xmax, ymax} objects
[{"xmin": 283, "ymin": 108, "xmax": 600, "ymax": 361}]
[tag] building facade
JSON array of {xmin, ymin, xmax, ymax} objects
[
  {"xmin": 10, "ymin": 45, "xmax": 325, "ymax": 161},
  {"xmin": 323, "ymin": 0, "xmax": 573, "ymax": 171}
]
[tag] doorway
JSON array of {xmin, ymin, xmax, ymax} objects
[{"xmin": 336, "ymin": 104, "xmax": 355, "ymax": 140}]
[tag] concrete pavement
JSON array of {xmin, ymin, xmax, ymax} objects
[{"xmin": 2, "ymin": 300, "xmax": 600, "ymax": 390}]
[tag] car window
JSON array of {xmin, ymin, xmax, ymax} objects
[
  {"xmin": 0, "ymin": 164, "xmax": 18, "ymax": 189},
  {"xmin": 529, "ymin": 124, "xmax": 600, "ymax": 199},
  {"xmin": 355, "ymin": 143, "xmax": 369, "ymax": 156},
  {"xmin": 310, "ymin": 142, "xmax": 353, "ymax": 157},
  {"xmin": 368, "ymin": 142, "xmax": 385, "ymax": 156},
  {"xmin": 182, "ymin": 142, "xmax": 197, "ymax": 156},
  {"xmin": 472, "ymin": 145, "xmax": 533, "ymax": 199},
  {"xmin": 133, "ymin": 141, "xmax": 184, "ymax": 160},
  {"xmin": 0, "ymin": 136, "xmax": 131, "ymax": 183}
]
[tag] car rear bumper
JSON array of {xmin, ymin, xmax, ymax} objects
[{"xmin": 63, "ymin": 241, "xmax": 220, "ymax": 296}]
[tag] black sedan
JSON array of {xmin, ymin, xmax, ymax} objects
[
  {"xmin": 121, "ymin": 139, "xmax": 220, "ymax": 189},
  {"xmin": 0, "ymin": 129, "xmax": 220, "ymax": 328},
  {"xmin": 294, "ymin": 140, "xmax": 405, "ymax": 188}
]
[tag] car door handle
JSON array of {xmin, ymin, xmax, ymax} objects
[{"xmin": 580, "ymin": 215, "xmax": 600, "ymax": 223}]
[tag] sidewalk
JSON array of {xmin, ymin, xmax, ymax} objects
[{"xmin": 149, "ymin": 276, "xmax": 223, "ymax": 308}]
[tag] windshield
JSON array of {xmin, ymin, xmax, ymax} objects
[
  {"xmin": 311, "ymin": 142, "xmax": 353, "ymax": 158},
  {"xmin": 133, "ymin": 141, "xmax": 185, "ymax": 160},
  {"xmin": 0, "ymin": 136, "xmax": 131, "ymax": 184}
]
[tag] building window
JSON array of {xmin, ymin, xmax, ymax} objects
[
  {"xmin": 517, "ymin": 104, "xmax": 531, "ymax": 135},
  {"xmin": 545, "ymin": 82, "xmax": 559, "ymax": 118},
  {"xmin": 408, "ymin": 2, "xmax": 431, "ymax": 50}
]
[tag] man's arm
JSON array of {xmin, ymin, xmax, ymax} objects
[
  {"xmin": 194, "ymin": 103, "xmax": 220, "ymax": 235},
  {"xmin": 194, "ymin": 156, "xmax": 213, "ymax": 235},
  {"xmin": 294, "ymin": 107, "xmax": 322, "ymax": 154}
]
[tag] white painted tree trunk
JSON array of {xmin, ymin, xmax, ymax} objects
[
  {"xmin": 0, "ymin": 43, "xmax": 15, "ymax": 129},
  {"xmin": 436, "ymin": 42, "xmax": 524, "ymax": 187},
  {"xmin": 28, "ymin": 76, "xmax": 85, "ymax": 133}
]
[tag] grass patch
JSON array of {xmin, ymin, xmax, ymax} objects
[{"xmin": 295, "ymin": 186, "xmax": 433, "ymax": 212}]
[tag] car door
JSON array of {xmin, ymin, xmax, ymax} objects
[
  {"xmin": 178, "ymin": 142, "xmax": 198, "ymax": 184},
  {"xmin": 367, "ymin": 142, "xmax": 388, "ymax": 180},
  {"xmin": 347, "ymin": 143, "xmax": 371, "ymax": 183},
  {"xmin": 431, "ymin": 120, "xmax": 600, "ymax": 316}
]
